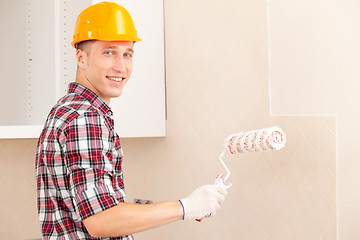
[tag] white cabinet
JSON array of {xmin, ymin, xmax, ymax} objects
[{"xmin": 0, "ymin": 0, "xmax": 166, "ymax": 138}]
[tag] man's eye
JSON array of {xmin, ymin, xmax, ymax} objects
[
  {"xmin": 104, "ymin": 51, "xmax": 113, "ymax": 55},
  {"xmin": 125, "ymin": 53, "xmax": 133, "ymax": 57}
]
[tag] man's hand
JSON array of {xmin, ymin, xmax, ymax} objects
[{"xmin": 179, "ymin": 183, "xmax": 228, "ymax": 220}]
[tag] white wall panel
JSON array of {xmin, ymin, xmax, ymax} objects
[{"xmin": 0, "ymin": 0, "xmax": 166, "ymax": 138}]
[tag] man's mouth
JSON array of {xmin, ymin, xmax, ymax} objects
[{"xmin": 106, "ymin": 76, "xmax": 125, "ymax": 82}]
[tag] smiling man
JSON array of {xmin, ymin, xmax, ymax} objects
[
  {"xmin": 75, "ymin": 40, "xmax": 134, "ymax": 105},
  {"xmin": 35, "ymin": 2, "xmax": 227, "ymax": 239}
]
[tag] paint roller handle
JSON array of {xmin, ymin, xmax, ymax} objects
[
  {"xmin": 215, "ymin": 173, "xmax": 232, "ymax": 189},
  {"xmin": 195, "ymin": 174, "xmax": 231, "ymax": 222}
]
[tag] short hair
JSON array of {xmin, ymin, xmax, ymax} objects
[{"xmin": 76, "ymin": 40, "xmax": 94, "ymax": 54}]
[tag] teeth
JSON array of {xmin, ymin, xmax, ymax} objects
[{"xmin": 107, "ymin": 76, "xmax": 123, "ymax": 82}]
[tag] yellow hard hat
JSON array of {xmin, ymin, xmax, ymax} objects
[{"xmin": 71, "ymin": 2, "xmax": 142, "ymax": 48}]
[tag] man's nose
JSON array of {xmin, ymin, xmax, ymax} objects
[{"xmin": 114, "ymin": 56, "xmax": 126, "ymax": 72}]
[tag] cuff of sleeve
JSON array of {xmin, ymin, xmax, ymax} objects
[
  {"xmin": 75, "ymin": 184, "xmax": 119, "ymax": 220},
  {"xmin": 178, "ymin": 200, "xmax": 185, "ymax": 220}
]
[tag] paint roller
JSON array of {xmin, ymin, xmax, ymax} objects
[
  {"xmin": 219, "ymin": 125, "xmax": 286, "ymax": 185},
  {"xmin": 195, "ymin": 126, "xmax": 286, "ymax": 222}
]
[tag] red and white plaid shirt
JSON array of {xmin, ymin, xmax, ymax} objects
[{"xmin": 36, "ymin": 82, "xmax": 134, "ymax": 239}]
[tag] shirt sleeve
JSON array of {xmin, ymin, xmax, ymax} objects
[{"xmin": 61, "ymin": 110, "xmax": 120, "ymax": 221}]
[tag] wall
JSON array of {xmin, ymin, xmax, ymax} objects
[
  {"xmin": 268, "ymin": 0, "xmax": 360, "ymax": 239},
  {"xmin": 0, "ymin": 139, "xmax": 40, "ymax": 239},
  {"xmin": 0, "ymin": 0, "xmax": 338, "ymax": 239},
  {"xmin": 122, "ymin": 0, "xmax": 336, "ymax": 239},
  {"xmin": 0, "ymin": 0, "xmax": 26, "ymax": 125}
]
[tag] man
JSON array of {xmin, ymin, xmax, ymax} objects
[{"xmin": 36, "ymin": 2, "xmax": 228, "ymax": 239}]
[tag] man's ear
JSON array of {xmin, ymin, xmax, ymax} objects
[{"xmin": 76, "ymin": 49, "xmax": 87, "ymax": 68}]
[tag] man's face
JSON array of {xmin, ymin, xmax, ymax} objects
[{"xmin": 77, "ymin": 40, "xmax": 134, "ymax": 104}]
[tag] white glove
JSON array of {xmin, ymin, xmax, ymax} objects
[{"xmin": 179, "ymin": 176, "xmax": 228, "ymax": 220}]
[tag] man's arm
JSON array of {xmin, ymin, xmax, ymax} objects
[
  {"xmin": 83, "ymin": 201, "xmax": 182, "ymax": 237},
  {"xmin": 83, "ymin": 183, "xmax": 227, "ymax": 238}
]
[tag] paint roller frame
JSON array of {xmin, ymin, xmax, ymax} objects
[{"xmin": 219, "ymin": 126, "xmax": 286, "ymax": 185}]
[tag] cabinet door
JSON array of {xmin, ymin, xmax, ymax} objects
[{"xmin": 0, "ymin": 0, "xmax": 166, "ymax": 138}]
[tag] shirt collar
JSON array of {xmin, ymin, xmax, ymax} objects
[{"xmin": 68, "ymin": 82, "xmax": 113, "ymax": 117}]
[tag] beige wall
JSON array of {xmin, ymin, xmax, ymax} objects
[
  {"xmin": 0, "ymin": 139, "xmax": 41, "ymax": 239},
  {"xmin": 269, "ymin": 0, "xmax": 360, "ymax": 239},
  {"xmin": 0, "ymin": 0, "xmax": 339, "ymax": 239}
]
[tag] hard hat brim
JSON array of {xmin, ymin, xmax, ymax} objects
[{"xmin": 71, "ymin": 35, "xmax": 142, "ymax": 48}]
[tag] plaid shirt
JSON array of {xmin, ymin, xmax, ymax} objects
[{"xmin": 36, "ymin": 82, "xmax": 134, "ymax": 240}]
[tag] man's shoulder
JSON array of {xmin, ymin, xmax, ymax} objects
[
  {"xmin": 38, "ymin": 93, "xmax": 108, "ymax": 142},
  {"xmin": 47, "ymin": 93, "xmax": 103, "ymax": 127},
  {"xmin": 57, "ymin": 93, "xmax": 95, "ymax": 114}
]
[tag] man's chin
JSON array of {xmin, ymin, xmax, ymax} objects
[{"xmin": 110, "ymin": 91, "xmax": 124, "ymax": 99}]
